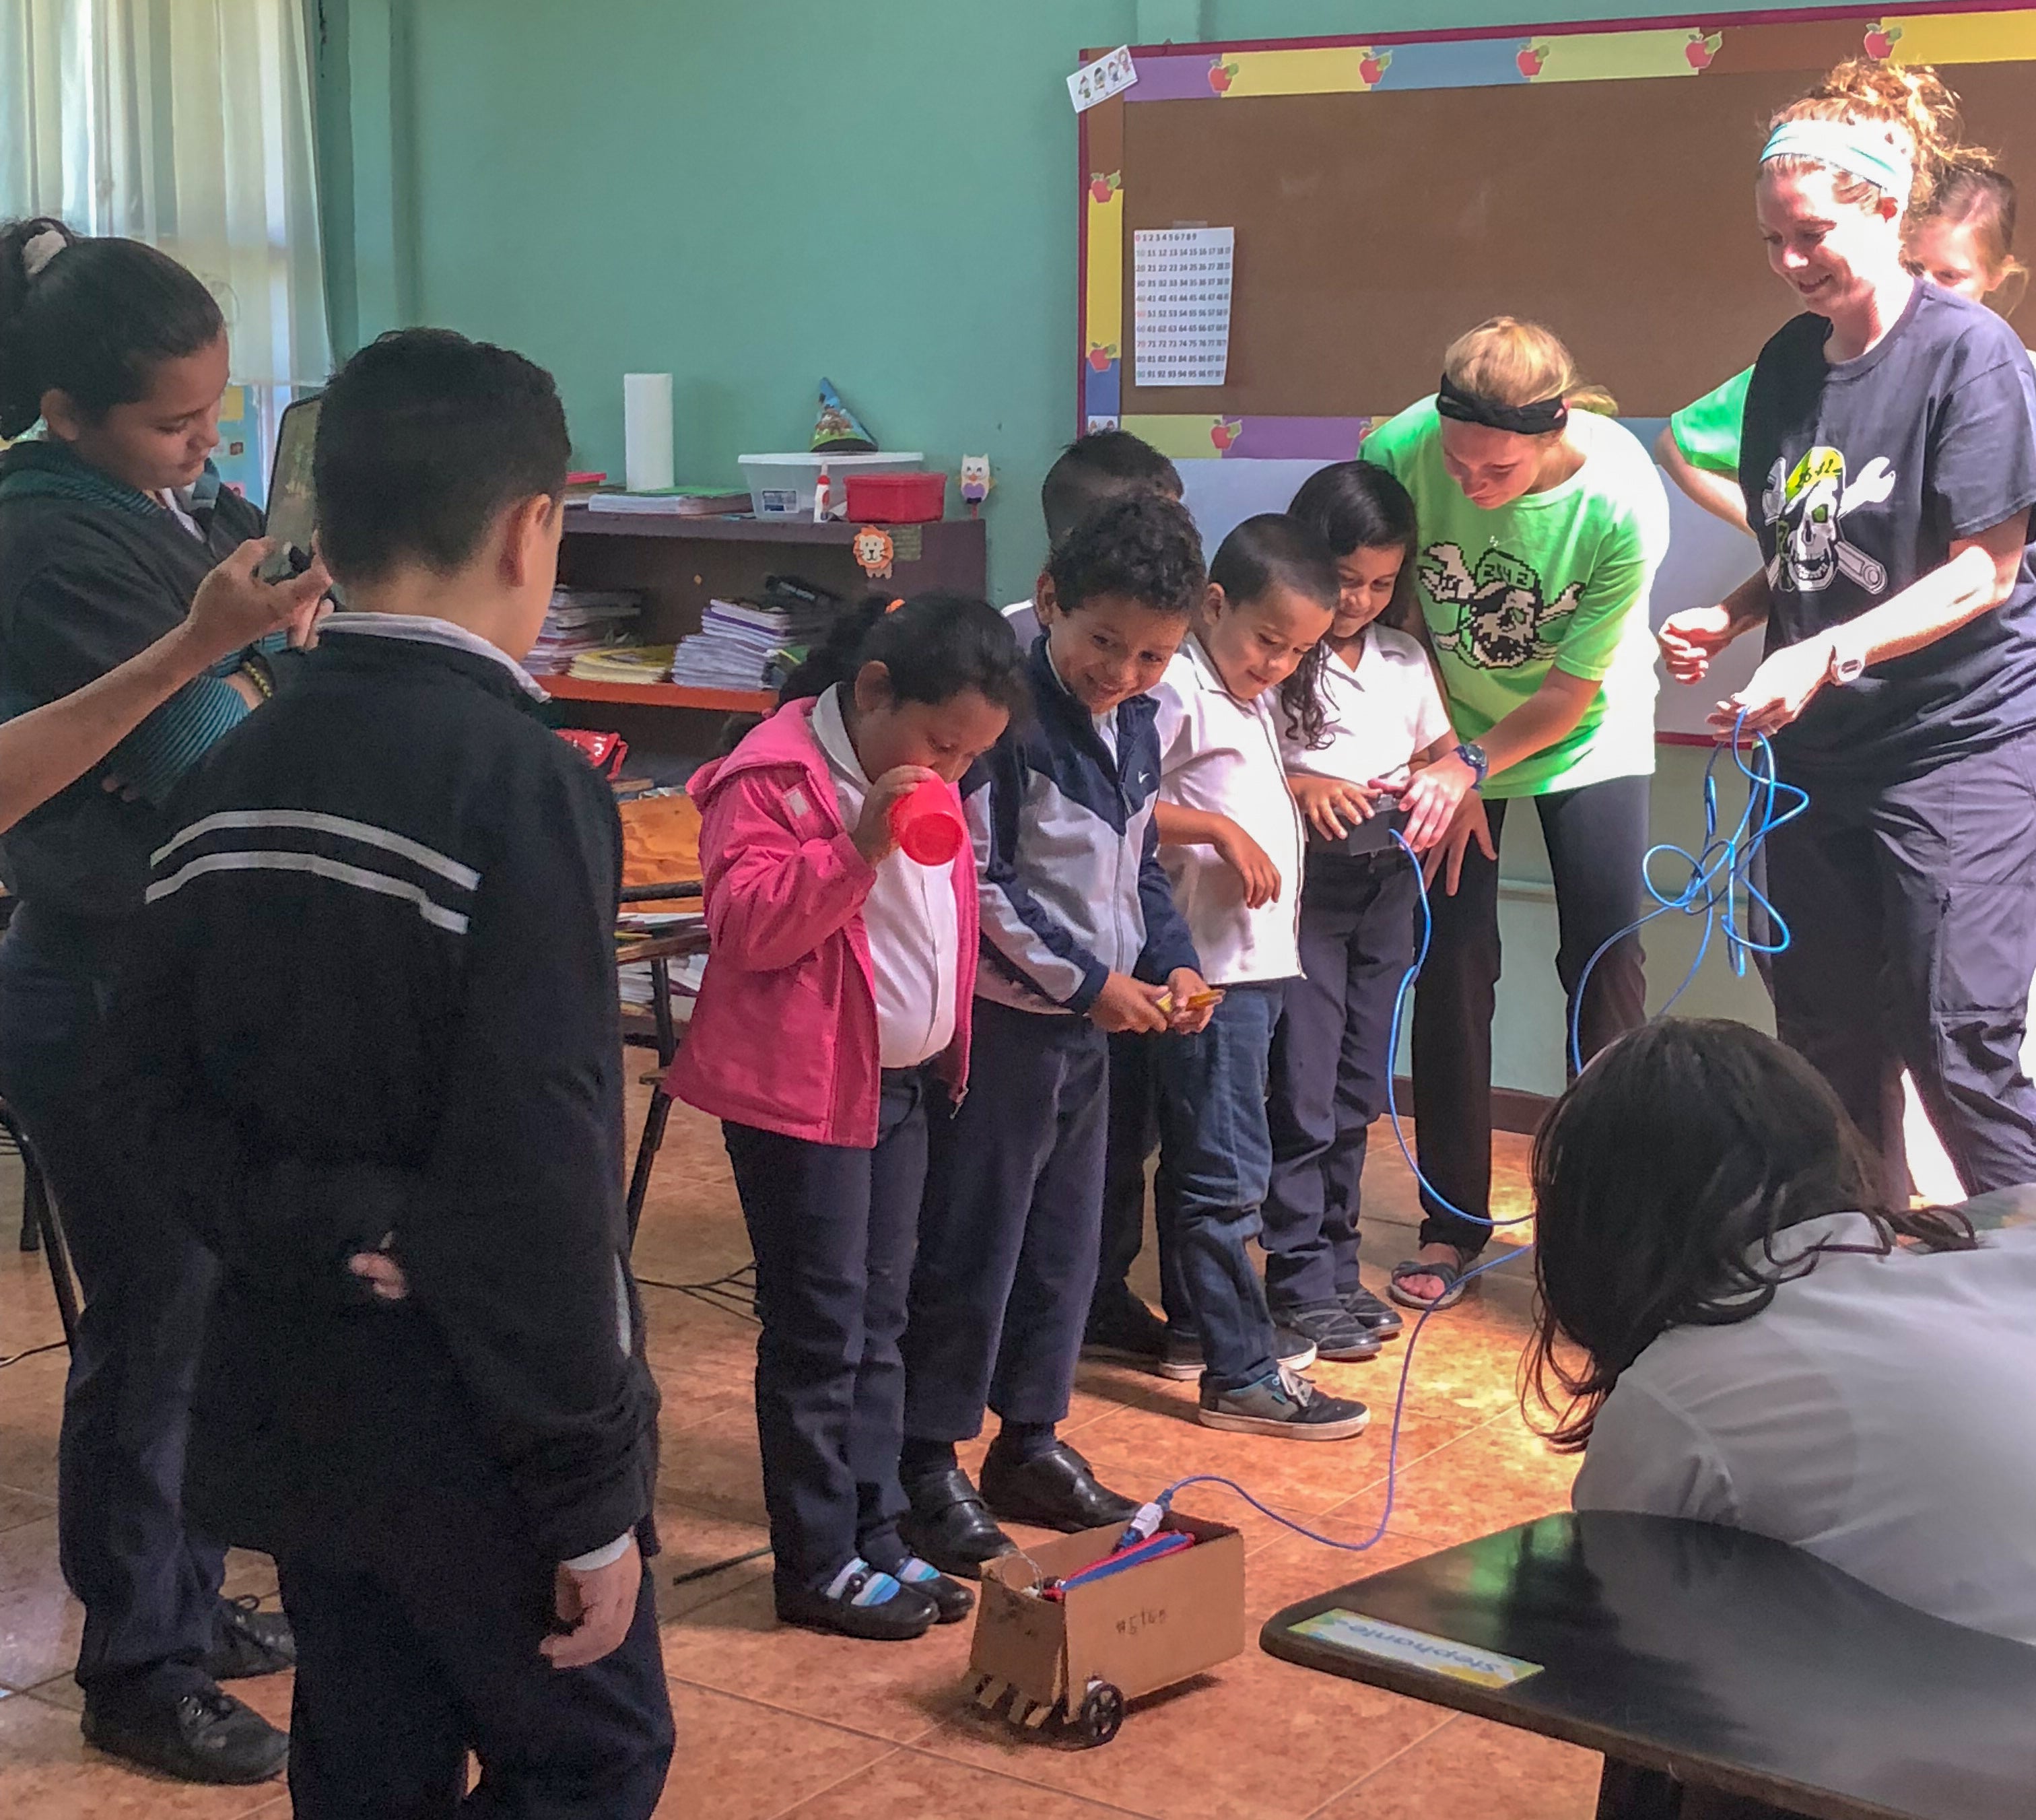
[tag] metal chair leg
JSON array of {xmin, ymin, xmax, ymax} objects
[{"xmin": 28, "ymin": 1159, "xmax": 78, "ymax": 1349}]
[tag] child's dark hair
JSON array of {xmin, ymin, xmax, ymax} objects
[
  {"xmin": 1525, "ymin": 1019, "xmax": 1977, "ymax": 1452},
  {"xmin": 779, "ymin": 591, "xmax": 1029, "ymax": 718},
  {"xmin": 1046, "ymin": 492, "xmax": 1205, "ymax": 621},
  {"xmin": 1287, "ymin": 461, "xmax": 1423, "ymax": 640},
  {"xmin": 0, "ymin": 219, "xmax": 226, "ymax": 440},
  {"xmin": 1042, "ymin": 429, "xmax": 1184, "ymax": 546},
  {"xmin": 1283, "ymin": 465, "xmax": 1426, "ymax": 746},
  {"xmin": 314, "ymin": 328, "xmax": 570, "ymax": 582},
  {"xmin": 1209, "ymin": 514, "xmax": 1339, "ymax": 749}
]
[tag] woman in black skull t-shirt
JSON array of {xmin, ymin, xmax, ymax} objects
[{"xmin": 1660, "ymin": 61, "xmax": 2036, "ymax": 1201}]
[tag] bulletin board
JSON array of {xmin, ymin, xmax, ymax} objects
[{"xmin": 1074, "ymin": 7, "xmax": 2036, "ymax": 739}]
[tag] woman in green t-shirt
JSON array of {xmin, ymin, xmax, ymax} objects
[
  {"xmin": 1658, "ymin": 162, "xmax": 2027, "ymax": 533},
  {"xmin": 1365, "ymin": 318, "xmax": 1670, "ymax": 1311}
]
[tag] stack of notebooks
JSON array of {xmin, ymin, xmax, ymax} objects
[
  {"xmin": 566, "ymin": 644, "xmax": 678, "ymax": 686},
  {"xmin": 528, "ymin": 588, "xmax": 642, "ymax": 676},
  {"xmin": 669, "ymin": 576, "xmax": 841, "ymax": 692},
  {"xmin": 586, "ymin": 485, "xmax": 751, "ymax": 518}
]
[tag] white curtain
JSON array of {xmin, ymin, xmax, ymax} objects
[{"xmin": 0, "ymin": 0, "xmax": 330, "ymax": 387}]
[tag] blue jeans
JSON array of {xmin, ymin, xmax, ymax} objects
[{"xmin": 1151, "ymin": 981, "xmax": 1285, "ymax": 1395}]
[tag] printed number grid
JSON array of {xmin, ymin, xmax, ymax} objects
[{"xmin": 1133, "ymin": 227, "xmax": 1235, "ymax": 387}]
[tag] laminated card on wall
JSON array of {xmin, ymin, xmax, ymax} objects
[{"xmin": 1133, "ymin": 228, "xmax": 1234, "ymax": 388}]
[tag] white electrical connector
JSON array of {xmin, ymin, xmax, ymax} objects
[{"xmin": 1116, "ymin": 1500, "xmax": 1165, "ymax": 1552}]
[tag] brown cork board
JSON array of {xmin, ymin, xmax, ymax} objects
[{"xmin": 1111, "ymin": 50, "xmax": 2036, "ymax": 422}]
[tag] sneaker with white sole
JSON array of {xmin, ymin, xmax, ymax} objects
[
  {"xmin": 1196, "ymin": 1366, "xmax": 1370, "ymax": 1440},
  {"xmin": 1161, "ymin": 1326, "xmax": 1318, "ymax": 1382}
]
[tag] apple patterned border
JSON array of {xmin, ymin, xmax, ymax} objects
[{"xmin": 1077, "ymin": 5, "xmax": 2036, "ymax": 437}]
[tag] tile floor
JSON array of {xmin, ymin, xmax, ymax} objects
[{"xmin": 0, "ymin": 1069, "xmax": 1599, "ymax": 1819}]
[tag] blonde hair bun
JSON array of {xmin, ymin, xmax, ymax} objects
[{"xmin": 1442, "ymin": 316, "xmax": 1619, "ymax": 421}]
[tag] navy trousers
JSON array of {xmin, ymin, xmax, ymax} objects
[
  {"xmin": 1768, "ymin": 733, "xmax": 2036, "ymax": 1201},
  {"xmin": 1151, "ymin": 981, "xmax": 1287, "ymax": 1394},
  {"xmin": 277, "ymin": 1498, "xmax": 672, "ymax": 1818},
  {"xmin": 0, "ymin": 912, "xmax": 226, "ymax": 1706},
  {"xmin": 723, "ymin": 1070, "xmax": 926, "ymax": 1596},
  {"xmin": 1264, "ymin": 854, "xmax": 1419, "ymax": 1311},
  {"xmin": 902, "ymin": 999, "xmax": 1108, "ymax": 1443}
]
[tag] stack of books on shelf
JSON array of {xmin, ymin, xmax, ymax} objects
[
  {"xmin": 584, "ymin": 485, "xmax": 751, "ymax": 518},
  {"xmin": 566, "ymin": 644, "xmax": 678, "ymax": 686},
  {"xmin": 529, "ymin": 588, "xmax": 642, "ymax": 676},
  {"xmin": 669, "ymin": 576, "xmax": 841, "ymax": 692}
]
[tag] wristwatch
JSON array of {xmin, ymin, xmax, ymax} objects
[{"xmin": 1454, "ymin": 741, "xmax": 1490, "ymax": 789}]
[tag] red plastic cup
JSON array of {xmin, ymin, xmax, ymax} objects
[{"xmin": 889, "ymin": 778, "xmax": 967, "ymax": 865}]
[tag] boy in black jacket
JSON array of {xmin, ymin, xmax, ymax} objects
[{"xmin": 114, "ymin": 329, "xmax": 672, "ymax": 1817}]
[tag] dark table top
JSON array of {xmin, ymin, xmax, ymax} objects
[{"xmin": 1260, "ymin": 1512, "xmax": 2036, "ymax": 1820}]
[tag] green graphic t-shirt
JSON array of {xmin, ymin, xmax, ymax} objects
[
  {"xmin": 1669, "ymin": 368, "xmax": 1755, "ymax": 477},
  {"xmin": 1363, "ymin": 398, "xmax": 1668, "ymax": 798}
]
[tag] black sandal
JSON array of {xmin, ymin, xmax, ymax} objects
[{"xmin": 1388, "ymin": 1251, "xmax": 1475, "ymax": 1313}]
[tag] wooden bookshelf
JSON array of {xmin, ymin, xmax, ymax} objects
[
  {"xmin": 543, "ymin": 675, "xmax": 775, "ymax": 714},
  {"xmin": 548, "ymin": 510, "xmax": 989, "ymax": 762}
]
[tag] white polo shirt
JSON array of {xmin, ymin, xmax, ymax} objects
[
  {"xmin": 1573, "ymin": 1211, "xmax": 2036, "ymax": 1647},
  {"xmin": 808, "ymin": 685, "xmax": 958, "ymax": 1069},
  {"xmin": 1280, "ymin": 625, "xmax": 1454, "ymax": 788},
  {"xmin": 1151, "ymin": 634, "xmax": 1305, "ymax": 986}
]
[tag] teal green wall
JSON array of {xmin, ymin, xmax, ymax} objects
[
  {"xmin": 318, "ymin": 0, "xmax": 1811, "ymax": 1092},
  {"xmin": 320, "ymin": 0, "xmax": 1839, "ymax": 605}
]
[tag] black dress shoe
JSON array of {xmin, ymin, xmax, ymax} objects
[
  {"xmin": 899, "ymin": 1467, "xmax": 1017, "ymax": 1581},
  {"xmin": 776, "ymin": 1565, "xmax": 939, "ymax": 1642},
  {"xmin": 896, "ymin": 1560, "xmax": 976, "ymax": 1623},
  {"xmin": 82, "ymin": 1683, "xmax": 289, "ymax": 1786},
  {"xmin": 207, "ymin": 1594, "xmax": 296, "ymax": 1679},
  {"xmin": 979, "ymin": 1438, "xmax": 1139, "ymax": 1532}
]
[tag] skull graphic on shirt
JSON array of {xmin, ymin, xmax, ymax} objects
[
  {"xmin": 1420, "ymin": 541, "xmax": 1584, "ymax": 670},
  {"xmin": 1763, "ymin": 446, "xmax": 1896, "ymax": 596}
]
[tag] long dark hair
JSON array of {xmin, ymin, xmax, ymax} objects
[
  {"xmin": 0, "ymin": 218, "xmax": 225, "ymax": 440},
  {"xmin": 1281, "ymin": 465, "xmax": 1425, "ymax": 749},
  {"xmin": 1207, "ymin": 514, "xmax": 1338, "ymax": 748},
  {"xmin": 1526, "ymin": 1019, "xmax": 1976, "ymax": 1452},
  {"xmin": 778, "ymin": 591, "xmax": 1029, "ymax": 718}
]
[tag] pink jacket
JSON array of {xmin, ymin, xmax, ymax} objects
[{"xmin": 669, "ymin": 698, "xmax": 977, "ymax": 1147}]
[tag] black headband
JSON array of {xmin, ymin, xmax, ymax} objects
[{"xmin": 1435, "ymin": 372, "xmax": 1568, "ymax": 437}]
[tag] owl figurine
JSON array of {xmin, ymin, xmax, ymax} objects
[{"xmin": 961, "ymin": 454, "xmax": 992, "ymax": 517}]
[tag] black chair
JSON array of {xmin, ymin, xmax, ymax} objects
[
  {"xmin": 615, "ymin": 880, "xmax": 705, "ymax": 1246},
  {"xmin": 0, "ymin": 1096, "xmax": 79, "ymax": 1349}
]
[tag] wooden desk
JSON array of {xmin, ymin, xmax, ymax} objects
[{"xmin": 1260, "ymin": 1512, "xmax": 2036, "ymax": 1820}]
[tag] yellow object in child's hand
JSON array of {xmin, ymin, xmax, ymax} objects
[{"xmin": 1155, "ymin": 988, "xmax": 1225, "ymax": 1014}]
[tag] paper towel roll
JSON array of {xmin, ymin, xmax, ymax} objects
[{"xmin": 623, "ymin": 373, "xmax": 674, "ymax": 494}]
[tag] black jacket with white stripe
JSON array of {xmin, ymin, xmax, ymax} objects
[{"xmin": 112, "ymin": 618, "xmax": 660, "ymax": 1565}]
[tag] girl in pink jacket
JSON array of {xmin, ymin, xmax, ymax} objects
[{"xmin": 674, "ymin": 594, "xmax": 1026, "ymax": 1642}]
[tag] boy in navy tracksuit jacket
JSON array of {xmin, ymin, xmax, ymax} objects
[
  {"xmin": 898, "ymin": 494, "xmax": 1213, "ymax": 1576},
  {"xmin": 112, "ymin": 331, "xmax": 672, "ymax": 1818}
]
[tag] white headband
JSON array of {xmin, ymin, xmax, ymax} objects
[
  {"xmin": 20, "ymin": 227, "xmax": 67, "ymax": 281},
  {"xmin": 1761, "ymin": 118, "xmax": 1915, "ymax": 204}
]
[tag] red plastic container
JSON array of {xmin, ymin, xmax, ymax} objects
[
  {"xmin": 889, "ymin": 778, "xmax": 967, "ymax": 865},
  {"xmin": 846, "ymin": 470, "xmax": 947, "ymax": 525}
]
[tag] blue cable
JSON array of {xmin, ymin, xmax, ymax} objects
[{"xmin": 1137, "ymin": 717, "xmax": 1808, "ymax": 1561}]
